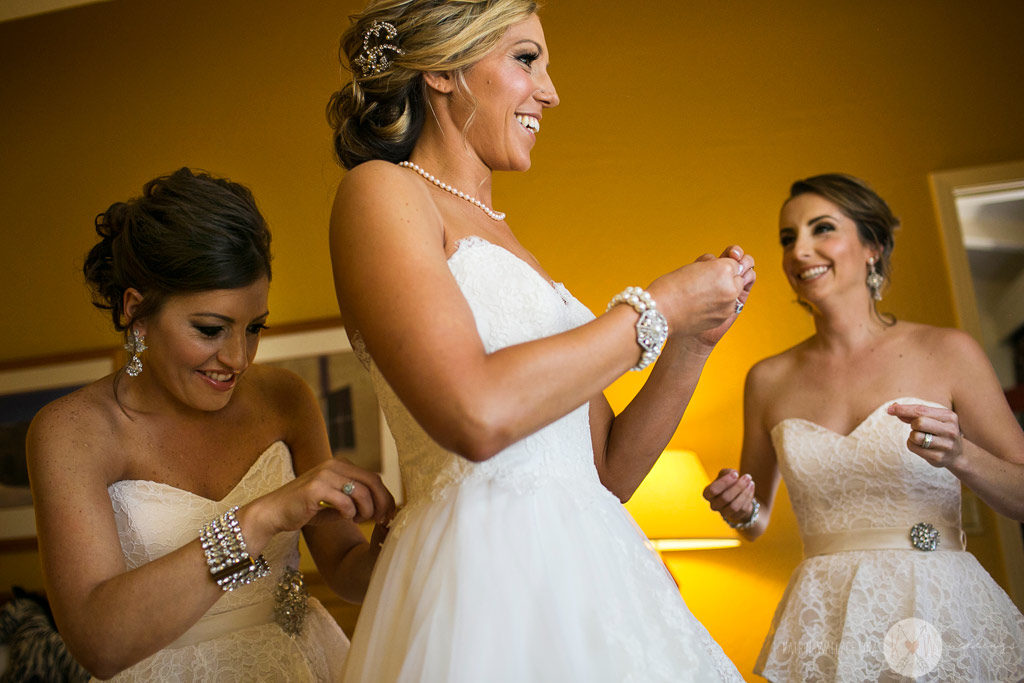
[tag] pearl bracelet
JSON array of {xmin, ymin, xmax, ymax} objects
[
  {"xmin": 606, "ymin": 286, "xmax": 669, "ymax": 371},
  {"xmin": 200, "ymin": 505, "xmax": 270, "ymax": 592},
  {"xmin": 726, "ymin": 498, "xmax": 760, "ymax": 530}
]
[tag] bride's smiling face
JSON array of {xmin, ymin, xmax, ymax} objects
[{"xmin": 454, "ymin": 14, "xmax": 559, "ymax": 172}]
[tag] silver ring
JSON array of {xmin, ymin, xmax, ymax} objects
[
  {"xmin": 920, "ymin": 432, "xmax": 933, "ymax": 449},
  {"xmin": 342, "ymin": 481, "xmax": 356, "ymax": 496},
  {"xmin": 734, "ymin": 299, "xmax": 744, "ymax": 314}
]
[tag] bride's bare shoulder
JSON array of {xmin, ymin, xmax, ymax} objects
[{"xmin": 331, "ymin": 160, "xmax": 437, "ymax": 235}]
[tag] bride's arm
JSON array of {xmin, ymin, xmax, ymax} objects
[
  {"xmin": 590, "ymin": 250, "xmax": 756, "ymax": 500},
  {"xmin": 330, "ymin": 163, "xmax": 746, "ymax": 463}
]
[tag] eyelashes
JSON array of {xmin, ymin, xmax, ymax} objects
[
  {"xmin": 515, "ymin": 51, "xmax": 540, "ymax": 67},
  {"xmin": 193, "ymin": 322, "xmax": 269, "ymax": 338},
  {"xmin": 779, "ymin": 222, "xmax": 837, "ymax": 247}
]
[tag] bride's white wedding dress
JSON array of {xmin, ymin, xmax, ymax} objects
[
  {"xmin": 104, "ymin": 441, "xmax": 349, "ymax": 682},
  {"xmin": 757, "ymin": 399, "xmax": 1024, "ymax": 681},
  {"xmin": 342, "ymin": 236, "xmax": 741, "ymax": 682}
]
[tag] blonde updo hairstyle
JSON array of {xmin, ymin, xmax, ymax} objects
[{"xmin": 328, "ymin": 0, "xmax": 538, "ymax": 170}]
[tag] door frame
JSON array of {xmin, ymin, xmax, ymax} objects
[{"xmin": 929, "ymin": 159, "xmax": 1024, "ymax": 608}]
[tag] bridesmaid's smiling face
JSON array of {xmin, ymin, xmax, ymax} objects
[
  {"xmin": 778, "ymin": 193, "xmax": 878, "ymax": 306},
  {"xmin": 128, "ymin": 278, "xmax": 269, "ymax": 413}
]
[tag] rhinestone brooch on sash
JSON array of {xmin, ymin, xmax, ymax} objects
[
  {"xmin": 274, "ymin": 568, "xmax": 309, "ymax": 636},
  {"xmin": 909, "ymin": 522, "xmax": 939, "ymax": 551}
]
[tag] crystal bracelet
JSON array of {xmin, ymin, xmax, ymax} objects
[
  {"xmin": 606, "ymin": 286, "xmax": 669, "ymax": 371},
  {"xmin": 200, "ymin": 505, "xmax": 270, "ymax": 592},
  {"xmin": 726, "ymin": 498, "xmax": 760, "ymax": 530}
]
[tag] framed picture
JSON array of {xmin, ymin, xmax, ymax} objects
[
  {"xmin": 0, "ymin": 353, "xmax": 116, "ymax": 541},
  {"xmin": 255, "ymin": 322, "xmax": 403, "ymax": 504}
]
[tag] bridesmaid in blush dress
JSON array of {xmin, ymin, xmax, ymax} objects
[
  {"xmin": 704, "ymin": 173, "xmax": 1024, "ymax": 682},
  {"xmin": 28, "ymin": 168, "xmax": 394, "ymax": 681}
]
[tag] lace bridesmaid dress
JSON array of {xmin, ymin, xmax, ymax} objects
[
  {"xmin": 342, "ymin": 237, "xmax": 741, "ymax": 682},
  {"xmin": 102, "ymin": 441, "xmax": 349, "ymax": 682},
  {"xmin": 757, "ymin": 398, "xmax": 1024, "ymax": 682}
]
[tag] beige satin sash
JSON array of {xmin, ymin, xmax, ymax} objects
[
  {"xmin": 167, "ymin": 600, "xmax": 276, "ymax": 649},
  {"xmin": 802, "ymin": 525, "xmax": 966, "ymax": 559}
]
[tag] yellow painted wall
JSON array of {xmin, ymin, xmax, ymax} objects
[{"xmin": 2, "ymin": 0, "xmax": 1023, "ymax": 679}]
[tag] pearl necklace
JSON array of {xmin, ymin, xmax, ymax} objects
[{"xmin": 398, "ymin": 161, "xmax": 506, "ymax": 221}]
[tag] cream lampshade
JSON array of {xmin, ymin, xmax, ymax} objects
[{"xmin": 623, "ymin": 449, "xmax": 740, "ymax": 551}]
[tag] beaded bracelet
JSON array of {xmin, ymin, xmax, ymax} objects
[
  {"xmin": 726, "ymin": 498, "xmax": 760, "ymax": 531},
  {"xmin": 606, "ymin": 286, "xmax": 669, "ymax": 371},
  {"xmin": 200, "ymin": 505, "xmax": 270, "ymax": 592}
]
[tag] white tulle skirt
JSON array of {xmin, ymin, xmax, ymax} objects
[{"xmin": 342, "ymin": 472, "xmax": 741, "ymax": 682}]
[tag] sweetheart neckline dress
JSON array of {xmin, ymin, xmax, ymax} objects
[
  {"xmin": 757, "ymin": 398, "xmax": 1024, "ymax": 682},
  {"xmin": 103, "ymin": 440, "xmax": 349, "ymax": 682},
  {"xmin": 341, "ymin": 236, "xmax": 742, "ymax": 682}
]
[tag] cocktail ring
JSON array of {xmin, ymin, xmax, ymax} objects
[
  {"xmin": 342, "ymin": 481, "xmax": 356, "ymax": 496},
  {"xmin": 734, "ymin": 299, "xmax": 744, "ymax": 314},
  {"xmin": 920, "ymin": 432, "xmax": 933, "ymax": 449}
]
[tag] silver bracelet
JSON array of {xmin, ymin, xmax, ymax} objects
[
  {"xmin": 606, "ymin": 286, "xmax": 669, "ymax": 371},
  {"xmin": 200, "ymin": 505, "xmax": 270, "ymax": 592},
  {"xmin": 726, "ymin": 497, "xmax": 760, "ymax": 530}
]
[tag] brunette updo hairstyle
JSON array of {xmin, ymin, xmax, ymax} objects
[
  {"xmin": 787, "ymin": 173, "xmax": 899, "ymax": 323},
  {"xmin": 327, "ymin": 0, "xmax": 538, "ymax": 170},
  {"xmin": 787, "ymin": 173, "xmax": 899, "ymax": 284},
  {"xmin": 83, "ymin": 167, "xmax": 272, "ymax": 332}
]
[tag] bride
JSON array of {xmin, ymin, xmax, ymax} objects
[{"xmin": 326, "ymin": 0, "xmax": 752, "ymax": 681}]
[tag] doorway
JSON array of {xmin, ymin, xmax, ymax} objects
[{"xmin": 930, "ymin": 159, "xmax": 1024, "ymax": 609}]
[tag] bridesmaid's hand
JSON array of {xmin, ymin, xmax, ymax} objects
[
  {"xmin": 888, "ymin": 403, "xmax": 965, "ymax": 469},
  {"xmin": 702, "ymin": 468, "xmax": 756, "ymax": 526},
  {"xmin": 246, "ymin": 457, "xmax": 396, "ymax": 548}
]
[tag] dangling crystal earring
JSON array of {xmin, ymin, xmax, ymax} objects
[
  {"xmin": 124, "ymin": 329, "xmax": 147, "ymax": 377},
  {"xmin": 865, "ymin": 257, "xmax": 884, "ymax": 301}
]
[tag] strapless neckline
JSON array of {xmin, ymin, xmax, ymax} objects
[
  {"xmin": 449, "ymin": 235, "xmax": 569, "ymax": 300},
  {"xmin": 110, "ymin": 440, "xmax": 287, "ymax": 504},
  {"xmin": 771, "ymin": 397, "xmax": 947, "ymax": 439}
]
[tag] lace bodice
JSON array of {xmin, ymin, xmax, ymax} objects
[
  {"xmin": 353, "ymin": 236, "xmax": 598, "ymax": 524},
  {"xmin": 759, "ymin": 399, "xmax": 1024, "ymax": 682},
  {"xmin": 107, "ymin": 441, "xmax": 301, "ymax": 616},
  {"xmin": 771, "ymin": 398, "xmax": 962, "ymax": 538},
  {"xmin": 104, "ymin": 441, "xmax": 349, "ymax": 682}
]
